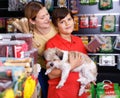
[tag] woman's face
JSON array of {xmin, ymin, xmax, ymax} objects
[
  {"xmin": 34, "ymin": 7, "xmax": 51, "ymax": 29},
  {"xmin": 57, "ymin": 14, "xmax": 74, "ymax": 35}
]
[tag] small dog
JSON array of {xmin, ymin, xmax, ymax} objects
[{"xmin": 43, "ymin": 48, "xmax": 97, "ymax": 96}]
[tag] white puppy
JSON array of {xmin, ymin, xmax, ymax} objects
[{"xmin": 43, "ymin": 48, "xmax": 97, "ymax": 96}]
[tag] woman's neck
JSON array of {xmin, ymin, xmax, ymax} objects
[{"xmin": 34, "ymin": 26, "xmax": 51, "ymax": 35}]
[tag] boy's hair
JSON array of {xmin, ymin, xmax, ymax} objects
[{"xmin": 52, "ymin": 7, "xmax": 73, "ymax": 27}]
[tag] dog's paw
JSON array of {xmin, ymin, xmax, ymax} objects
[
  {"xmin": 78, "ymin": 85, "xmax": 85, "ymax": 96},
  {"xmin": 56, "ymin": 83, "xmax": 64, "ymax": 89},
  {"xmin": 78, "ymin": 90, "xmax": 84, "ymax": 96}
]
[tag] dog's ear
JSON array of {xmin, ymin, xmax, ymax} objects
[{"xmin": 56, "ymin": 48, "xmax": 63, "ymax": 60}]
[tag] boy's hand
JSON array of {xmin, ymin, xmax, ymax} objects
[{"xmin": 68, "ymin": 51, "xmax": 83, "ymax": 70}]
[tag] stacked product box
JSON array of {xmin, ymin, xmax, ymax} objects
[{"xmin": 0, "ymin": 33, "xmax": 38, "ymax": 64}]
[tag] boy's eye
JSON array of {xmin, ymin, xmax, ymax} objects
[
  {"xmin": 68, "ymin": 17, "xmax": 72, "ymax": 21},
  {"xmin": 59, "ymin": 21, "xmax": 64, "ymax": 24}
]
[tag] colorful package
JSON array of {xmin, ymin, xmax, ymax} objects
[
  {"xmin": 57, "ymin": 0, "xmax": 67, "ymax": 8},
  {"xmin": 96, "ymin": 80, "xmax": 120, "ymax": 98},
  {"xmin": 80, "ymin": 15, "xmax": 89, "ymax": 28},
  {"xmin": 73, "ymin": 16, "xmax": 79, "ymax": 31},
  {"xmin": 100, "ymin": 36, "xmax": 113, "ymax": 52},
  {"xmin": 89, "ymin": 15, "xmax": 98, "ymax": 28},
  {"xmin": 99, "ymin": 0, "xmax": 113, "ymax": 10},
  {"xmin": 101, "ymin": 15, "xmax": 116, "ymax": 32},
  {"xmin": 87, "ymin": 35, "xmax": 106, "ymax": 52},
  {"xmin": 70, "ymin": 0, "xmax": 79, "ymax": 14},
  {"xmin": 98, "ymin": 55, "xmax": 116, "ymax": 66},
  {"xmin": 45, "ymin": 0, "xmax": 54, "ymax": 12}
]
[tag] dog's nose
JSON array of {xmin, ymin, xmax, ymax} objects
[{"xmin": 50, "ymin": 63, "xmax": 54, "ymax": 67}]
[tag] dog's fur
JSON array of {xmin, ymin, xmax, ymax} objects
[{"xmin": 43, "ymin": 48, "xmax": 97, "ymax": 96}]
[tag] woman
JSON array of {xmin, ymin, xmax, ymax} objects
[
  {"xmin": 24, "ymin": 1, "xmax": 57, "ymax": 67},
  {"xmin": 24, "ymin": 1, "xmax": 57, "ymax": 98}
]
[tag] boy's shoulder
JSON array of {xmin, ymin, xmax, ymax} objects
[{"xmin": 72, "ymin": 35, "xmax": 82, "ymax": 40}]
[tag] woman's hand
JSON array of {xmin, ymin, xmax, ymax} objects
[{"xmin": 68, "ymin": 51, "xmax": 83, "ymax": 70}]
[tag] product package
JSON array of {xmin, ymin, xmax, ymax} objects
[
  {"xmin": 70, "ymin": 0, "xmax": 79, "ymax": 14},
  {"xmin": 80, "ymin": 15, "xmax": 89, "ymax": 28},
  {"xmin": 101, "ymin": 15, "xmax": 116, "ymax": 32},
  {"xmin": 98, "ymin": 55, "xmax": 116, "ymax": 66},
  {"xmin": 57, "ymin": 0, "xmax": 67, "ymax": 8},
  {"xmin": 89, "ymin": 15, "xmax": 98, "ymax": 28},
  {"xmin": 0, "ymin": 40, "xmax": 28, "ymax": 58},
  {"xmin": 0, "ymin": 33, "xmax": 33, "ymax": 51},
  {"xmin": 80, "ymin": 0, "xmax": 97, "ymax": 5},
  {"xmin": 113, "ymin": 36, "xmax": 120, "ymax": 50},
  {"xmin": 87, "ymin": 35, "xmax": 106, "ymax": 52},
  {"xmin": 99, "ymin": 0, "xmax": 113, "ymax": 10},
  {"xmin": 73, "ymin": 16, "xmax": 79, "ymax": 31},
  {"xmin": 45, "ymin": 0, "xmax": 54, "ymax": 12},
  {"xmin": 100, "ymin": 36, "xmax": 113, "ymax": 52},
  {"xmin": 96, "ymin": 80, "xmax": 120, "ymax": 98}
]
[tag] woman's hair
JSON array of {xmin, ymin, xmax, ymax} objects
[
  {"xmin": 24, "ymin": 1, "xmax": 44, "ymax": 20},
  {"xmin": 51, "ymin": 7, "xmax": 73, "ymax": 27}
]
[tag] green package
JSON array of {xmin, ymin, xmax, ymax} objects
[
  {"xmin": 100, "ymin": 36, "xmax": 113, "ymax": 53},
  {"xmin": 89, "ymin": 0, "xmax": 97, "ymax": 5},
  {"xmin": 101, "ymin": 15, "xmax": 116, "ymax": 32},
  {"xmin": 99, "ymin": 0, "xmax": 113, "ymax": 10},
  {"xmin": 96, "ymin": 81, "xmax": 120, "ymax": 98}
]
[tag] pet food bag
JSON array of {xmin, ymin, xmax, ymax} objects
[
  {"xmin": 99, "ymin": 0, "xmax": 113, "ymax": 10},
  {"xmin": 98, "ymin": 55, "xmax": 116, "ymax": 66},
  {"xmin": 80, "ymin": 0, "xmax": 89, "ymax": 4},
  {"xmin": 96, "ymin": 80, "xmax": 120, "ymax": 98},
  {"xmin": 89, "ymin": 0, "xmax": 97, "ymax": 5},
  {"xmin": 100, "ymin": 36, "xmax": 113, "ymax": 53},
  {"xmin": 101, "ymin": 15, "xmax": 116, "ymax": 32},
  {"xmin": 80, "ymin": 15, "xmax": 89, "ymax": 28},
  {"xmin": 73, "ymin": 16, "xmax": 79, "ymax": 31},
  {"xmin": 70, "ymin": 0, "xmax": 79, "ymax": 14},
  {"xmin": 45, "ymin": 0, "xmax": 54, "ymax": 12},
  {"xmin": 89, "ymin": 15, "xmax": 98, "ymax": 28}
]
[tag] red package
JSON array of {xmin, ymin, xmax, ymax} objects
[{"xmin": 80, "ymin": 15, "xmax": 89, "ymax": 28}]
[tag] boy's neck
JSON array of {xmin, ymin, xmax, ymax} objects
[{"xmin": 60, "ymin": 33, "xmax": 72, "ymax": 42}]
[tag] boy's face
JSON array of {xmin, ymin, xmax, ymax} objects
[{"xmin": 57, "ymin": 14, "xmax": 74, "ymax": 35}]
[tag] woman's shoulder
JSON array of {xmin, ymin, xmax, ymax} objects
[{"xmin": 47, "ymin": 34, "xmax": 59, "ymax": 42}]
